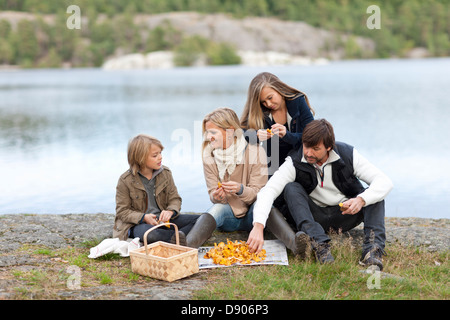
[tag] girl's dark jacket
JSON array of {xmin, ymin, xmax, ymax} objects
[{"xmin": 245, "ymin": 94, "xmax": 314, "ymax": 173}]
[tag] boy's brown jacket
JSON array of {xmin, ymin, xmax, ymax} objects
[{"xmin": 113, "ymin": 166, "xmax": 182, "ymax": 240}]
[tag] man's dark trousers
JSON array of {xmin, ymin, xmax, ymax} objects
[{"xmin": 282, "ymin": 182, "xmax": 386, "ymax": 252}]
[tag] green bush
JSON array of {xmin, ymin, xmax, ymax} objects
[
  {"xmin": 145, "ymin": 21, "xmax": 182, "ymax": 53},
  {"xmin": 173, "ymin": 35, "xmax": 208, "ymax": 66},
  {"xmin": 174, "ymin": 35, "xmax": 241, "ymax": 67},
  {"xmin": 0, "ymin": 38, "xmax": 14, "ymax": 64},
  {"xmin": 206, "ymin": 42, "xmax": 241, "ymax": 66}
]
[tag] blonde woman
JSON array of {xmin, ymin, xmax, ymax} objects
[
  {"xmin": 241, "ymin": 72, "xmax": 315, "ymax": 175},
  {"xmin": 202, "ymin": 108, "xmax": 268, "ymax": 232},
  {"xmin": 114, "ymin": 134, "xmax": 216, "ymax": 248}
]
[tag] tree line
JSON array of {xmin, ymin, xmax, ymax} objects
[
  {"xmin": 0, "ymin": 0, "xmax": 449, "ymax": 68},
  {"xmin": 0, "ymin": 11, "xmax": 241, "ymax": 68}
]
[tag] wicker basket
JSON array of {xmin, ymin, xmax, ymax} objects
[{"xmin": 129, "ymin": 223, "xmax": 199, "ymax": 282}]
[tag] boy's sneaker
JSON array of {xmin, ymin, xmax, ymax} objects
[
  {"xmin": 312, "ymin": 241, "xmax": 335, "ymax": 264},
  {"xmin": 359, "ymin": 245, "xmax": 386, "ymax": 270}
]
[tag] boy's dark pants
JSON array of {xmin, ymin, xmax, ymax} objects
[
  {"xmin": 130, "ymin": 214, "xmax": 199, "ymax": 244},
  {"xmin": 282, "ymin": 182, "xmax": 386, "ymax": 252}
]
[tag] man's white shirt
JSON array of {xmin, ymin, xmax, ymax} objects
[{"xmin": 253, "ymin": 148, "xmax": 393, "ymax": 227}]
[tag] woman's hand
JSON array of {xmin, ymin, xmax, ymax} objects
[
  {"xmin": 212, "ymin": 185, "xmax": 227, "ymax": 203},
  {"xmin": 221, "ymin": 181, "xmax": 242, "ymax": 194},
  {"xmin": 143, "ymin": 213, "xmax": 158, "ymax": 226}
]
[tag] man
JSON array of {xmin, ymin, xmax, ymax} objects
[{"xmin": 247, "ymin": 119, "xmax": 393, "ymax": 270}]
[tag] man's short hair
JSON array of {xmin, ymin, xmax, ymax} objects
[{"xmin": 302, "ymin": 119, "xmax": 335, "ymax": 149}]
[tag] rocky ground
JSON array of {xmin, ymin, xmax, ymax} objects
[{"xmin": 0, "ymin": 213, "xmax": 448, "ymax": 300}]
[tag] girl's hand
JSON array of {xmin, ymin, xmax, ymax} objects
[
  {"xmin": 257, "ymin": 129, "xmax": 272, "ymax": 142},
  {"xmin": 159, "ymin": 210, "xmax": 174, "ymax": 223},
  {"xmin": 271, "ymin": 123, "xmax": 287, "ymax": 138},
  {"xmin": 221, "ymin": 181, "xmax": 242, "ymax": 194}
]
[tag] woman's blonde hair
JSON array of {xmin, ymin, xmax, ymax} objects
[
  {"xmin": 127, "ymin": 134, "xmax": 164, "ymax": 175},
  {"xmin": 240, "ymin": 72, "xmax": 315, "ymax": 130},
  {"xmin": 202, "ymin": 107, "xmax": 243, "ymax": 152}
]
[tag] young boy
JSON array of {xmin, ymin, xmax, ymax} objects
[{"xmin": 113, "ymin": 134, "xmax": 215, "ymax": 247}]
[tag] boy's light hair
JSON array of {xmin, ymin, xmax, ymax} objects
[{"xmin": 127, "ymin": 134, "xmax": 164, "ymax": 176}]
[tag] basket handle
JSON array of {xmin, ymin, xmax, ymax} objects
[{"xmin": 142, "ymin": 222, "xmax": 179, "ymax": 256}]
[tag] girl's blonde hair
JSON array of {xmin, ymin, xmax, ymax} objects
[
  {"xmin": 127, "ymin": 134, "xmax": 164, "ymax": 175},
  {"xmin": 240, "ymin": 72, "xmax": 315, "ymax": 130},
  {"xmin": 202, "ymin": 107, "xmax": 243, "ymax": 152}
]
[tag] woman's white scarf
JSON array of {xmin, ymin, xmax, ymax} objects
[{"xmin": 212, "ymin": 134, "xmax": 247, "ymax": 181}]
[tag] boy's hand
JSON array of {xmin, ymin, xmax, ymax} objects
[
  {"xmin": 143, "ymin": 213, "xmax": 158, "ymax": 226},
  {"xmin": 159, "ymin": 210, "xmax": 174, "ymax": 223}
]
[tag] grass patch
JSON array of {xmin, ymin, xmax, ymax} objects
[
  {"xmin": 3, "ymin": 235, "xmax": 448, "ymax": 300},
  {"xmin": 3, "ymin": 241, "xmax": 157, "ymax": 299},
  {"xmin": 193, "ymin": 239, "xmax": 449, "ymax": 300}
]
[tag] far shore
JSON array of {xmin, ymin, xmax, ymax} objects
[{"xmin": 2, "ymin": 55, "xmax": 449, "ymax": 72}]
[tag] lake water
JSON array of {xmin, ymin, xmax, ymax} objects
[{"xmin": 1, "ymin": 58, "xmax": 450, "ymax": 219}]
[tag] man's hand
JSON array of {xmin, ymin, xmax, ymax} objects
[
  {"xmin": 341, "ymin": 196, "xmax": 366, "ymax": 215},
  {"xmin": 247, "ymin": 223, "xmax": 265, "ymax": 253}
]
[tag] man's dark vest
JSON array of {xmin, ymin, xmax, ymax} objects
[{"xmin": 288, "ymin": 141, "xmax": 366, "ymax": 198}]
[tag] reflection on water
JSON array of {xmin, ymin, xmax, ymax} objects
[{"xmin": 1, "ymin": 59, "xmax": 450, "ymax": 218}]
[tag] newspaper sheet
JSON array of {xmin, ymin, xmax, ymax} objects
[{"xmin": 198, "ymin": 239, "xmax": 289, "ymax": 269}]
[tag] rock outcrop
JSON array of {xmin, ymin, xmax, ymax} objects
[
  {"xmin": 103, "ymin": 12, "xmax": 375, "ymax": 69},
  {"xmin": 135, "ymin": 12, "xmax": 375, "ymax": 59}
]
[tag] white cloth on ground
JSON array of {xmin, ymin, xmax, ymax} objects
[{"xmin": 88, "ymin": 237, "xmax": 141, "ymax": 258}]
